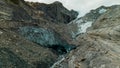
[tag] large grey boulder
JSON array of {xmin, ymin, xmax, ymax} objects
[{"xmin": 18, "ymin": 26, "xmax": 76, "ymax": 54}]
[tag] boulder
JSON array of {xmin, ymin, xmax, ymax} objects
[{"xmin": 18, "ymin": 26, "xmax": 76, "ymax": 54}]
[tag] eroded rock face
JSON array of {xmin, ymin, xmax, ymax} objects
[
  {"xmin": 28, "ymin": 1, "xmax": 78, "ymax": 24},
  {"xmin": 55, "ymin": 5, "xmax": 120, "ymax": 68}
]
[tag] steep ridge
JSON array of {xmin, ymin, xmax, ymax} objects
[{"xmin": 27, "ymin": 1, "xmax": 78, "ymax": 24}]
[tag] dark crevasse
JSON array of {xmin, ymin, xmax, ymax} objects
[{"xmin": 18, "ymin": 26, "xmax": 76, "ymax": 54}]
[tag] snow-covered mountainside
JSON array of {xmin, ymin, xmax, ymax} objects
[{"xmin": 68, "ymin": 6, "xmax": 109, "ymax": 39}]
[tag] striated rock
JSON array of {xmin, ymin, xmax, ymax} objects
[{"xmin": 27, "ymin": 1, "xmax": 78, "ymax": 24}]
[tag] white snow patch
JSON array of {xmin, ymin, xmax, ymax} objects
[
  {"xmin": 99, "ymin": 8, "xmax": 107, "ymax": 14},
  {"xmin": 76, "ymin": 19, "xmax": 93, "ymax": 34},
  {"xmin": 70, "ymin": 18, "xmax": 93, "ymax": 39}
]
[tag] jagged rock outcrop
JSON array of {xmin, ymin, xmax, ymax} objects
[
  {"xmin": 54, "ymin": 5, "xmax": 120, "ymax": 68},
  {"xmin": 27, "ymin": 1, "xmax": 78, "ymax": 24}
]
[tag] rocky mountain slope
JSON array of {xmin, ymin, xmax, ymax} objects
[
  {"xmin": 0, "ymin": 0, "xmax": 120, "ymax": 68},
  {"xmin": 54, "ymin": 5, "xmax": 120, "ymax": 68},
  {"xmin": 0, "ymin": 0, "xmax": 77, "ymax": 68}
]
